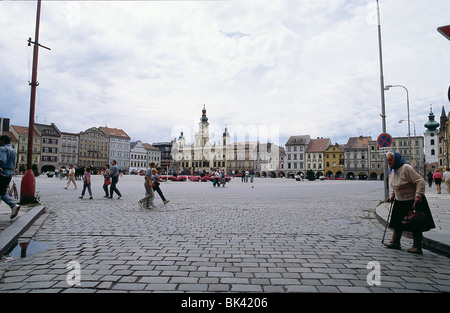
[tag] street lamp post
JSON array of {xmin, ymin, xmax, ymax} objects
[
  {"xmin": 376, "ymin": 0, "xmax": 390, "ymax": 200},
  {"xmin": 385, "ymin": 84, "xmax": 412, "ymax": 162},
  {"xmin": 20, "ymin": 0, "xmax": 50, "ymax": 204}
]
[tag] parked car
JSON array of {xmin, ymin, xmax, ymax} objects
[
  {"xmin": 188, "ymin": 176, "xmax": 201, "ymax": 182},
  {"xmin": 172, "ymin": 175, "xmax": 187, "ymax": 181},
  {"xmin": 201, "ymin": 174, "xmax": 213, "ymax": 182}
]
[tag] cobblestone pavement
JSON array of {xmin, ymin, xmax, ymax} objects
[{"xmin": 0, "ymin": 175, "xmax": 449, "ymax": 293}]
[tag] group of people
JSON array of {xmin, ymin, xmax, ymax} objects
[
  {"xmin": 213, "ymin": 169, "xmax": 227, "ymax": 187},
  {"xmin": 427, "ymin": 168, "xmax": 450, "ymax": 194},
  {"xmin": 64, "ymin": 160, "xmax": 170, "ymax": 209},
  {"xmin": 63, "ymin": 161, "xmax": 123, "ymax": 200},
  {"xmin": 240, "ymin": 170, "xmax": 255, "ymax": 183},
  {"xmin": 137, "ymin": 161, "xmax": 170, "ymax": 209}
]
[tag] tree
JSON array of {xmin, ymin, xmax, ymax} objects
[{"xmin": 306, "ymin": 170, "xmax": 316, "ymax": 181}]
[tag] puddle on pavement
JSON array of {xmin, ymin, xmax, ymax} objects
[{"xmin": 1, "ymin": 239, "xmax": 51, "ymax": 263}]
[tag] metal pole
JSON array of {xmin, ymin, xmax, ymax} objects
[
  {"xmin": 388, "ymin": 85, "xmax": 412, "ymax": 162},
  {"xmin": 20, "ymin": 0, "xmax": 42, "ymax": 204},
  {"xmin": 27, "ymin": 0, "xmax": 42, "ymax": 170},
  {"xmin": 404, "ymin": 86, "xmax": 412, "ymax": 163},
  {"xmin": 377, "ymin": 0, "xmax": 389, "ymax": 200}
]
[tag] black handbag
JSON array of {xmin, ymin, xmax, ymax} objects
[{"xmin": 402, "ymin": 203, "xmax": 428, "ymax": 231}]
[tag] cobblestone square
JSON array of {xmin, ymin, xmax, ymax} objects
[{"xmin": 0, "ymin": 175, "xmax": 449, "ymax": 293}]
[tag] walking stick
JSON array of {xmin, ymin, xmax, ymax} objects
[{"xmin": 382, "ymin": 199, "xmax": 395, "ymax": 244}]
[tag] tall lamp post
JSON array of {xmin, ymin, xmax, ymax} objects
[
  {"xmin": 385, "ymin": 84, "xmax": 412, "ymax": 162},
  {"xmin": 21, "ymin": 0, "xmax": 50, "ymax": 204},
  {"xmin": 376, "ymin": 0, "xmax": 389, "ymax": 200}
]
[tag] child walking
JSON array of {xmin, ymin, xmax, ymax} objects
[
  {"xmin": 153, "ymin": 167, "xmax": 170, "ymax": 205},
  {"xmin": 79, "ymin": 167, "xmax": 93, "ymax": 199}
]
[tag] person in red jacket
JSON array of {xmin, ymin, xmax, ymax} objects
[{"xmin": 433, "ymin": 169, "xmax": 443, "ymax": 194}]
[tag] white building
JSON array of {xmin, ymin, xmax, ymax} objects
[
  {"xmin": 100, "ymin": 126, "xmax": 131, "ymax": 172},
  {"xmin": 284, "ymin": 135, "xmax": 311, "ymax": 176},
  {"xmin": 129, "ymin": 140, "xmax": 148, "ymax": 174},
  {"xmin": 254, "ymin": 142, "xmax": 285, "ymax": 177},
  {"xmin": 172, "ymin": 106, "xmax": 231, "ymax": 173},
  {"xmin": 143, "ymin": 143, "xmax": 161, "ymax": 167}
]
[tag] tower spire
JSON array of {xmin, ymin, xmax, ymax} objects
[
  {"xmin": 424, "ymin": 105, "xmax": 439, "ymax": 133},
  {"xmin": 201, "ymin": 104, "xmax": 208, "ymax": 124}
]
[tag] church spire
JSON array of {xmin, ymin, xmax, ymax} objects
[
  {"xmin": 201, "ymin": 104, "xmax": 208, "ymax": 124},
  {"xmin": 424, "ymin": 105, "xmax": 439, "ymax": 133}
]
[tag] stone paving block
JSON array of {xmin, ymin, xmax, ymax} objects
[
  {"xmin": 338, "ymin": 286, "xmax": 371, "ymax": 293},
  {"xmin": 144, "ymin": 283, "xmax": 178, "ymax": 291},
  {"xmin": 112, "ymin": 283, "xmax": 147, "ymax": 291},
  {"xmin": 230, "ymin": 284, "xmax": 263, "ymax": 292}
]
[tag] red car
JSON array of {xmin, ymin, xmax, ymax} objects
[
  {"xmin": 200, "ymin": 174, "xmax": 213, "ymax": 182},
  {"xmin": 171, "ymin": 175, "xmax": 187, "ymax": 181},
  {"xmin": 188, "ymin": 176, "xmax": 201, "ymax": 182}
]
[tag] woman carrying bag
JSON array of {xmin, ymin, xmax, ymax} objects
[
  {"xmin": 103, "ymin": 164, "xmax": 111, "ymax": 198},
  {"xmin": 385, "ymin": 152, "xmax": 435, "ymax": 254}
]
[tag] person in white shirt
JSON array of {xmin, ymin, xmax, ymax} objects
[
  {"xmin": 64, "ymin": 164, "xmax": 77, "ymax": 190},
  {"xmin": 443, "ymin": 168, "xmax": 450, "ymax": 194}
]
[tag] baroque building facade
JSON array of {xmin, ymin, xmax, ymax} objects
[{"xmin": 172, "ymin": 106, "xmax": 231, "ymax": 173}]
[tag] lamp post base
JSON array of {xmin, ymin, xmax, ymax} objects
[{"xmin": 20, "ymin": 169, "xmax": 36, "ymax": 204}]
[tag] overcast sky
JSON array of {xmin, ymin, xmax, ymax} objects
[{"xmin": 1, "ymin": 0, "xmax": 449, "ymax": 147}]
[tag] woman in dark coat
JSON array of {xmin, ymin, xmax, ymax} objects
[{"xmin": 385, "ymin": 152, "xmax": 435, "ymax": 254}]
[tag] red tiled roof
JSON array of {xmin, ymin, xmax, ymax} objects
[
  {"xmin": 142, "ymin": 143, "xmax": 159, "ymax": 151},
  {"xmin": 345, "ymin": 136, "xmax": 372, "ymax": 149},
  {"xmin": 99, "ymin": 126, "xmax": 130, "ymax": 139},
  {"xmin": 306, "ymin": 138, "xmax": 331, "ymax": 153},
  {"xmin": 10, "ymin": 125, "xmax": 39, "ymax": 136}
]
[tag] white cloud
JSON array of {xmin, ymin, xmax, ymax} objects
[{"xmin": 1, "ymin": 0, "xmax": 449, "ymax": 146}]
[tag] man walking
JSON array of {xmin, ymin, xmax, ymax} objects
[
  {"xmin": 64, "ymin": 164, "xmax": 77, "ymax": 189},
  {"xmin": 108, "ymin": 160, "xmax": 122, "ymax": 199},
  {"xmin": 0, "ymin": 135, "xmax": 21, "ymax": 219}
]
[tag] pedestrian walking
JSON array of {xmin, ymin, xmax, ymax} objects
[
  {"xmin": 443, "ymin": 168, "xmax": 450, "ymax": 195},
  {"xmin": 427, "ymin": 172, "xmax": 433, "ymax": 188},
  {"xmin": 108, "ymin": 160, "xmax": 122, "ymax": 199},
  {"xmin": 0, "ymin": 135, "xmax": 21, "ymax": 219},
  {"xmin": 245, "ymin": 170, "xmax": 249, "ymax": 182},
  {"xmin": 79, "ymin": 167, "xmax": 93, "ymax": 199},
  {"xmin": 137, "ymin": 161, "xmax": 156, "ymax": 209},
  {"xmin": 214, "ymin": 169, "xmax": 221, "ymax": 187},
  {"xmin": 433, "ymin": 169, "xmax": 443, "ymax": 194},
  {"xmin": 250, "ymin": 170, "xmax": 254, "ymax": 183},
  {"xmin": 384, "ymin": 151, "xmax": 435, "ymax": 254},
  {"xmin": 220, "ymin": 169, "xmax": 226, "ymax": 187},
  {"xmin": 102, "ymin": 164, "xmax": 111, "ymax": 198},
  {"xmin": 152, "ymin": 167, "xmax": 170, "ymax": 204},
  {"xmin": 64, "ymin": 164, "xmax": 77, "ymax": 189}
]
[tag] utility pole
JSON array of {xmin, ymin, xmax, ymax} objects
[
  {"xmin": 21, "ymin": 0, "xmax": 50, "ymax": 204},
  {"xmin": 376, "ymin": 0, "xmax": 389, "ymax": 200}
]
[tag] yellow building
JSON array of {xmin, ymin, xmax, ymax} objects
[
  {"xmin": 10, "ymin": 125, "xmax": 42, "ymax": 172},
  {"xmin": 324, "ymin": 144, "xmax": 344, "ymax": 178}
]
